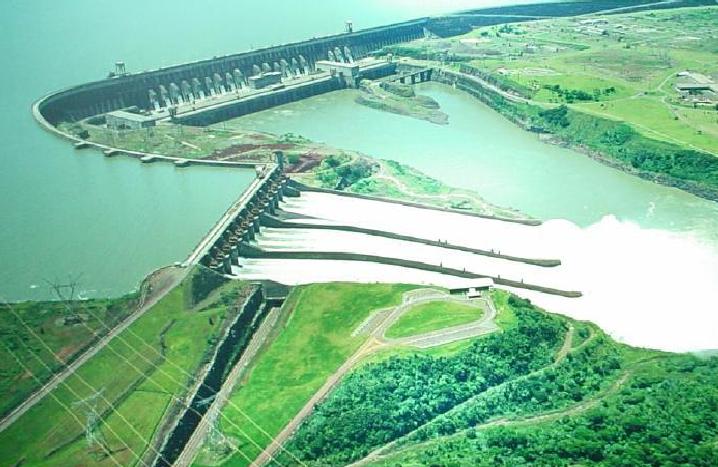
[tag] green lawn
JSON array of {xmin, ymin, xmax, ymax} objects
[
  {"xmin": 491, "ymin": 289, "xmax": 519, "ymax": 331},
  {"xmin": 451, "ymin": 7, "xmax": 718, "ymax": 157},
  {"xmin": 0, "ymin": 275, "xmax": 246, "ymax": 466},
  {"xmin": 197, "ymin": 282, "xmax": 414, "ymax": 467},
  {"xmin": 385, "ymin": 300, "xmax": 484, "ymax": 339},
  {"xmin": 0, "ymin": 296, "xmax": 137, "ymax": 419},
  {"xmin": 576, "ymin": 97, "xmax": 718, "ymax": 154}
]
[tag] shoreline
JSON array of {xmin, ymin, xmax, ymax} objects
[{"xmin": 429, "ymin": 65, "xmax": 718, "ymax": 205}]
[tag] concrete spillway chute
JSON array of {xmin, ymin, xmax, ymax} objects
[
  {"xmin": 327, "ymin": 50, "xmax": 336, "ymax": 62},
  {"xmin": 204, "ymin": 76, "xmax": 215, "ymax": 96},
  {"xmin": 191, "ymin": 77, "xmax": 205, "ymax": 100},
  {"xmin": 225, "ymin": 72, "xmax": 236, "ymax": 91},
  {"xmin": 333, "ymin": 46, "xmax": 345, "ymax": 63},
  {"xmin": 344, "ymin": 46, "xmax": 354, "ymax": 63},
  {"xmin": 212, "ymin": 73, "xmax": 224, "ymax": 94},
  {"xmin": 261, "ymin": 63, "xmax": 272, "ymax": 74},
  {"xmin": 169, "ymin": 82, "xmax": 183, "ymax": 104},
  {"xmin": 290, "ymin": 57, "xmax": 301, "ymax": 75},
  {"xmin": 298, "ymin": 55, "xmax": 308, "ymax": 73},
  {"xmin": 252, "ymin": 64, "xmax": 262, "ymax": 76},
  {"xmin": 148, "ymin": 88, "xmax": 160, "ymax": 111},
  {"xmin": 159, "ymin": 84, "xmax": 171, "ymax": 107},
  {"xmin": 233, "ymin": 68, "xmax": 245, "ymax": 87},
  {"xmin": 279, "ymin": 59, "xmax": 290, "ymax": 77},
  {"xmin": 180, "ymin": 80, "xmax": 193, "ymax": 102}
]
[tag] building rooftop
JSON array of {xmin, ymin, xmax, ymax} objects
[{"xmin": 106, "ymin": 110, "xmax": 157, "ymax": 122}]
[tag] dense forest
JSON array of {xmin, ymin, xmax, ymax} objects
[
  {"xmin": 279, "ymin": 296, "xmax": 567, "ymax": 465},
  {"xmin": 375, "ymin": 355, "xmax": 718, "ymax": 466},
  {"xmin": 277, "ymin": 295, "xmax": 718, "ymax": 466}
]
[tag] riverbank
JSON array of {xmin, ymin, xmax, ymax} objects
[
  {"xmin": 434, "ymin": 65, "xmax": 718, "ymax": 203},
  {"xmin": 355, "ymin": 80, "xmax": 449, "ymax": 125}
]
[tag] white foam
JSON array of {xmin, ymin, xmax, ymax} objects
[{"xmin": 239, "ymin": 192, "xmax": 718, "ymax": 352}]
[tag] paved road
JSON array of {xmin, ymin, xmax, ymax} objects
[
  {"xmin": 0, "ymin": 267, "xmax": 186, "ymax": 434},
  {"xmin": 0, "ymin": 165, "xmax": 271, "ymax": 434},
  {"xmin": 252, "ymin": 288, "xmax": 500, "ymax": 467}
]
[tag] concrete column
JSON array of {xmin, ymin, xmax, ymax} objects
[
  {"xmin": 222, "ymin": 255, "xmax": 232, "ymax": 275},
  {"xmin": 230, "ymin": 244, "xmax": 239, "ymax": 264}
]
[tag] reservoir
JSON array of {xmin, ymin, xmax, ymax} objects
[
  {"xmin": 2, "ymin": 1, "xmax": 716, "ymax": 350},
  {"xmin": 232, "ymin": 84, "xmax": 718, "ymax": 352},
  {"xmin": 0, "ymin": 0, "xmax": 528, "ymax": 301}
]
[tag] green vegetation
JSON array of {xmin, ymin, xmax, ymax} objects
[
  {"xmin": 395, "ymin": 6, "xmax": 718, "ymax": 198},
  {"xmin": 314, "ymin": 153, "xmax": 375, "ymax": 190},
  {"xmin": 385, "ymin": 300, "xmax": 484, "ymax": 339},
  {"xmin": 0, "ymin": 295, "xmax": 137, "ymax": 418},
  {"xmin": 373, "ymin": 355, "xmax": 718, "ymax": 466},
  {"xmin": 274, "ymin": 292, "xmax": 718, "ymax": 467},
  {"xmin": 345, "ymin": 159, "xmax": 524, "ymax": 219},
  {"xmin": 0, "ymin": 272, "xmax": 250, "ymax": 466},
  {"xmin": 356, "ymin": 81, "xmax": 449, "ymax": 125},
  {"xmin": 279, "ymin": 295, "xmax": 566, "ymax": 465},
  {"xmin": 196, "ymin": 283, "xmax": 415, "ymax": 467},
  {"xmin": 60, "ymin": 121, "xmax": 280, "ymax": 162}
]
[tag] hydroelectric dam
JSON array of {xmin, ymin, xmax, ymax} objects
[{"xmin": 27, "ymin": 3, "xmax": 616, "ymax": 300}]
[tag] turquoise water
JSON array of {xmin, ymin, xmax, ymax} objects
[
  {"xmin": 0, "ymin": 0, "xmax": 530, "ymax": 300},
  {"xmin": 6, "ymin": 0, "xmax": 705, "ymax": 301},
  {"xmin": 235, "ymin": 83, "xmax": 718, "ymax": 242}
]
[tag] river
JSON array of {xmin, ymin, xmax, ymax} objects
[
  {"xmin": 0, "ymin": 0, "xmax": 529, "ymax": 301},
  {"xmin": 232, "ymin": 84, "xmax": 718, "ymax": 352}
]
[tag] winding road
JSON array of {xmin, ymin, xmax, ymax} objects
[{"xmin": 251, "ymin": 288, "xmax": 499, "ymax": 466}]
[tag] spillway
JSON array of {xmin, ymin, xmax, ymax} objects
[{"xmin": 233, "ymin": 191, "xmax": 718, "ymax": 352}]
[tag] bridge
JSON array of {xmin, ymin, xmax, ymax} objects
[{"xmin": 388, "ymin": 67, "xmax": 434, "ymax": 85}]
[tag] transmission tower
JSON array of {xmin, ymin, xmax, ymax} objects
[{"xmin": 73, "ymin": 389, "xmax": 111, "ymax": 457}]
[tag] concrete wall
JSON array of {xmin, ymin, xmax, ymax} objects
[
  {"xmin": 154, "ymin": 287, "xmax": 266, "ymax": 466},
  {"xmin": 37, "ymin": 19, "xmax": 428, "ymax": 125},
  {"xmin": 175, "ymin": 76, "xmax": 341, "ymax": 126}
]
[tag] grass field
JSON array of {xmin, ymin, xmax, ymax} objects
[
  {"xmin": 0, "ymin": 295, "xmax": 137, "ymax": 419},
  {"xmin": 491, "ymin": 289, "xmax": 519, "ymax": 331},
  {"xmin": 424, "ymin": 6, "xmax": 718, "ymax": 154},
  {"xmin": 385, "ymin": 300, "xmax": 485, "ymax": 339},
  {"xmin": 196, "ymin": 282, "xmax": 415, "ymax": 467},
  {"xmin": 0, "ymin": 275, "xmax": 248, "ymax": 466}
]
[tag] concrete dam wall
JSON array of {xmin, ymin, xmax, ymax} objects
[{"xmin": 36, "ymin": 19, "xmax": 428, "ymax": 125}]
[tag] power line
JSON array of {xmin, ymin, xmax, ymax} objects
[
  {"xmin": 1, "ymin": 337, "xmax": 142, "ymax": 467},
  {"xmin": 3, "ymin": 303, "xmax": 162, "ymax": 466},
  {"xmin": 3, "ymin": 286, "xmax": 291, "ymax": 466},
  {"xmin": 62, "ymin": 286, "xmax": 306, "ymax": 466}
]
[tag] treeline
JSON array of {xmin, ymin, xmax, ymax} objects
[
  {"xmin": 536, "ymin": 105, "xmax": 718, "ymax": 196},
  {"xmin": 541, "ymin": 84, "xmax": 617, "ymax": 103},
  {"xmin": 384, "ymin": 355, "xmax": 718, "ymax": 466},
  {"xmin": 279, "ymin": 297, "xmax": 566, "ymax": 465},
  {"xmin": 398, "ymin": 332, "xmax": 624, "ymax": 445},
  {"xmin": 444, "ymin": 69, "xmax": 718, "ymax": 200}
]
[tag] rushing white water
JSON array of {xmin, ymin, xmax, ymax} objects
[{"xmin": 237, "ymin": 192, "xmax": 718, "ymax": 352}]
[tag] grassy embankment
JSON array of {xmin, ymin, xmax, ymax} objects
[
  {"xmin": 0, "ymin": 269, "xmax": 248, "ymax": 466},
  {"xmin": 0, "ymin": 295, "xmax": 137, "ymax": 420},
  {"xmin": 194, "ymin": 283, "xmax": 415, "ymax": 467},
  {"xmin": 385, "ymin": 300, "xmax": 485, "ymax": 339},
  {"xmin": 58, "ymin": 121, "xmax": 284, "ymax": 162},
  {"xmin": 296, "ymin": 155, "xmax": 524, "ymax": 219},
  {"xmin": 388, "ymin": 6, "xmax": 718, "ymax": 199},
  {"xmin": 272, "ymin": 289, "xmax": 717, "ymax": 467}
]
